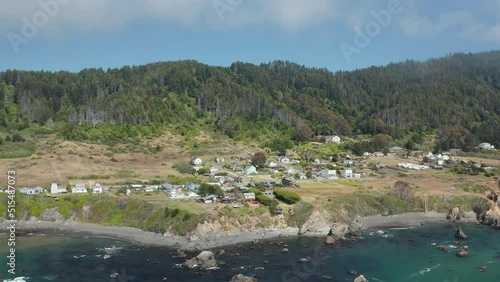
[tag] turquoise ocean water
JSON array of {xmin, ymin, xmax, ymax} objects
[{"xmin": 0, "ymin": 223, "xmax": 498, "ymax": 282}]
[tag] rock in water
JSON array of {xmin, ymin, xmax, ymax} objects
[
  {"xmin": 437, "ymin": 245, "xmax": 450, "ymax": 253},
  {"xmin": 480, "ymin": 204, "xmax": 500, "ymax": 227},
  {"xmin": 182, "ymin": 251, "xmax": 217, "ymax": 269},
  {"xmin": 456, "ymin": 246, "xmax": 469, "ymax": 257},
  {"xmin": 348, "ymin": 215, "xmax": 364, "ymax": 237},
  {"xmin": 354, "ymin": 275, "xmax": 369, "ymax": 282},
  {"xmin": 454, "ymin": 226, "xmax": 468, "ymax": 240},
  {"xmin": 218, "ymin": 249, "xmax": 225, "ymax": 256},
  {"xmin": 324, "ymin": 223, "xmax": 349, "ymax": 244},
  {"xmin": 447, "ymin": 206, "xmax": 464, "ymax": 222},
  {"xmin": 230, "ymin": 274, "xmax": 258, "ymax": 282}
]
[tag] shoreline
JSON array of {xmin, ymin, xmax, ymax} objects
[{"xmin": 0, "ymin": 212, "xmax": 479, "ymax": 251}]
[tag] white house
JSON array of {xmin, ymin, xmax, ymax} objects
[
  {"xmin": 92, "ymin": 182, "xmax": 103, "ymax": 194},
  {"xmin": 243, "ymin": 192, "xmax": 256, "ymax": 201},
  {"xmin": 50, "ymin": 182, "xmax": 67, "ymax": 194},
  {"xmin": 130, "ymin": 184, "xmax": 143, "ymax": 191},
  {"xmin": 263, "ymin": 190, "xmax": 275, "ymax": 199},
  {"xmin": 315, "ymin": 158, "xmax": 329, "ymax": 165},
  {"xmin": 479, "ymin": 142, "xmax": 494, "ymax": 150},
  {"xmin": 278, "ymin": 156, "xmax": 290, "ymax": 163},
  {"xmin": 343, "ymin": 159, "xmax": 354, "ymax": 166},
  {"xmin": 341, "ymin": 169, "xmax": 353, "ymax": 178},
  {"xmin": 242, "ymin": 165, "xmax": 257, "ymax": 175},
  {"xmin": 266, "ymin": 160, "xmax": 278, "ymax": 168},
  {"xmin": 168, "ymin": 188, "xmax": 183, "ymax": 198},
  {"xmin": 423, "ymin": 152, "xmax": 434, "ymax": 158},
  {"xmin": 372, "ymin": 152, "xmax": 385, "ymax": 157},
  {"xmin": 286, "ymin": 167, "xmax": 296, "ymax": 174},
  {"xmin": 326, "ymin": 135, "xmax": 342, "ymax": 144},
  {"xmin": 191, "ymin": 157, "xmax": 203, "ymax": 165},
  {"xmin": 144, "ymin": 186, "xmax": 154, "ymax": 192},
  {"xmin": 19, "ymin": 188, "xmax": 36, "ymax": 195},
  {"xmin": 71, "ymin": 183, "xmax": 88, "ymax": 194},
  {"xmin": 33, "ymin": 186, "xmax": 44, "ymax": 194},
  {"xmin": 320, "ymin": 169, "xmax": 338, "ymax": 180}
]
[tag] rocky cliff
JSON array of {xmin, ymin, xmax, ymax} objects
[{"xmin": 480, "ymin": 204, "xmax": 500, "ymax": 227}]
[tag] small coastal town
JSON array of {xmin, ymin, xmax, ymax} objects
[
  {"xmin": 3, "ymin": 137, "xmax": 498, "ymax": 215},
  {"xmin": 1, "ymin": 2, "xmax": 500, "ymax": 280}
]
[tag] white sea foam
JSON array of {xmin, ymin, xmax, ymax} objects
[
  {"xmin": 371, "ymin": 278, "xmax": 386, "ymax": 282},
  {"xmin": 411, "ymin": 264, "xmax": 441, "ymax": 277},
  {"xmin": 3, "ymin": 277, "xmax": 30, "ymax": 282},
  {"xmin": 369, "ymin": 230, "xmax": 393, "ymax": 238}
]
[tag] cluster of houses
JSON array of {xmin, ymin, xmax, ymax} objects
[
  {"xmin": 17, "ymin": 182, "xmax": 105, "ymax": 196},
  {"xmin": 197, "ymin": 191, "xmax": 258, "ymax": 204},
  {"xmin": 397, "ymin": 163, "xmax": 430, "ymax": 170}
]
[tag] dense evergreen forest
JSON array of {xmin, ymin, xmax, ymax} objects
[{"xmin": 0, "ymin": 51, "xmax": 499, "ymax": 149}]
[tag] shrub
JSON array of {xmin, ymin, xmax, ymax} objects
[
  {"xmin": 392, "ymin": 181, "xmax": 414, "ymax": 201},
  {"xmin": 172, "ymin": 162, "xmax": 196, "ymax": 174},
  {"xmin": 197, "ymin": 167, "xmax": 210, "ymax": 175},
  {"xmin": 273, "ymin": 190, "xmax": 301, "ymax": 204}
]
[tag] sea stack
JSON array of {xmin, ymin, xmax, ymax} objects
[
  {"xmin": 230, "ymin": 274, "xmax": 258, "ymax": 282},
  {"xmin": 454, "ymin": 226, "xmax": 468, "ymax": 240},
  {"xmin": 354, "ymin": 275, "xmax": 369, "ymax": 282},
  {"xmin": 456, "ymin": 246, "xmax": 469, "ymax": 257}
]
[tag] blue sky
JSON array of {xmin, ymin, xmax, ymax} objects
[{"xmin": 1, "ymin": 0, "xmax": 499, "ymax": 72}]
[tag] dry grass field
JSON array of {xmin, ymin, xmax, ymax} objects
[{"xmin": 1, "ymin": 132, "xmax": 498, "ymax": 216}]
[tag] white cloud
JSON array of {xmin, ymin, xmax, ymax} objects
[
  {"xmin": 0, "ymin": 0, "xmax": 499, "ymax": 43},
  {"xmin": 0, "ymin": 0, "xmax": 339, "ymax": 35},
  {"xmin": 261, "ymin": 0, "xmax": 337, "ymax": 31},
  {"xmin": 398, "ymin": 2, "xmax": 500, "ymax": 42}
]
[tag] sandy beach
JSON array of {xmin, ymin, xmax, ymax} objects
[
  {"xmin": 362, "ymin": 211, "xmax": 478, "ymax": 229},
  {"xmin": 0, "ymin": 212, "xmax": 478, "ymax": 251}
]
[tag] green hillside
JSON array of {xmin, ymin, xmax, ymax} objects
[{"xmin": 1, "ymin": 51, "xmax": 499, "ymax": 150}]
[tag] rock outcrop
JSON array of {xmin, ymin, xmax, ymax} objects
[
  {"xmin": 479, "ymin": 204, "xmax": 500, "ymax": 227},
  {"xmin": 454, "ymin": 226, "xmax": 468, "ymax": 240},
  {"xmin": 485, "ymin": 189, "xmax": 499, "ymax": 203},
  {"xmin": 456, "ymin": 246, "xmax": 469, "ymax": 257},
  {"xmin": 324, "ymin": 223, "xmax": 349, "ymax": 244},
  {"xmin": 182, "ymin": 251, "xmax": 217, "ymax": 269},
  {"xmin": 348, "ymin": 215, "xmax": 364, "ymax": 237},
  {"xmin": 447, "ymin": 206, "xmax": 465, "ymax": 222},
  {"xmin": 354, "ymin": 275, "xmax": 369, "ymax": 282},
  {"xmin": 230, "ymin": 274, "xmax": 258, "ymax": 282},
  {"xmin": 437, "ymin": 245, "xmax": 449, "ymax": 253},
  {"xmin": 39, "ymin": 207, "xmax": 65, "ymax": 222},
  {"xmin": 299, "ymin": 210, "xmax": 331, "ymax": 235}
]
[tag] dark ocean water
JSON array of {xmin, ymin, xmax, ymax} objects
[{"xmin": 0, "ymin": 223, "xmax": 499, "ymax": 282}]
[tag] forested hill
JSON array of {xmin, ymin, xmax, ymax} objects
[{"xmin": 0, "ymin": 51, "xmax": 499, "ymax": 147}]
